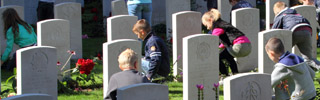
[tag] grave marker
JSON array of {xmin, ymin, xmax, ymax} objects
[
  {"xmin": 107, "ymin": 15, "xmax": 137, "ymax": 42},
  {"xmin": 103, "ymin": 39, "xmax": 141, "ymax": 98},
  {"xmin": 111, "ymin": 0, "xmax": 128, "ymax": 16},
  {"xmin": 172, "ymin": 11, "xmax": 201, "ymax": 77},
  {"xmin": 117, "ymin": 83, "xmax": 169, "ymax": 100},
  {"xmin": 16, "ymin": 46, "xmax": 57, "ymax": 100},
  {"xmin": 232, "ymin": 8, "xmax": 260, "ymax": 72},
  {"xmin": 224, "ymin": 73, "xmax": 272, "ymax": 100},
  {"xmin": 183, "ymin": 34, "xmax": 219, "ymax": 100},
  {"xmin": 55, "ymin": 2, "xmax": 82, "ymax": 59},
  {"xmin": 258, "ymin": 29, "xmax": 292, "ymax": 74}
]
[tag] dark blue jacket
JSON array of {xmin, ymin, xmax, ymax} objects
[
  {"xmin": 279, "ymin": 51, "xmax": 304, "ymax": 66},
  {"xmin": 231, "ymin": 0, "xmax": 253, "ymax": 11},
  {"xmin": 272, "ymin": 8, "xmax": 311, "ymax": 31},
  {"xmin": 144, "ymin": 31, "xmax": 170, "ymax": 78}
]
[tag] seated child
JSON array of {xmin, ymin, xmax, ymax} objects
[
  {"xmin": 266, "ymin": 37, "xmax": 316, "ymax": 100},
  {"xmin": 105, "ymin": 49, "xmax": 150, "ymax": 100}
]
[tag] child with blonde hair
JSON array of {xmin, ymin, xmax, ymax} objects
[{"xmin": 202, "ymin": 9, "xmax": 251, "ymax": 75}]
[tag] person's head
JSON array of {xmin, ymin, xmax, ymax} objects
[
  {"xmin": 118, "ymin": 48, "xmax": 138, "ymax": 71},
  {"xmin": 290, "ymin": 0, "xmax": 302, "ymax": 7},
  {"xmin": 2, "ymin": 8, "xmax": 32, "ymax": 39},
  {"xmin": 132, "ymin": 19, "xmax": 151, "ymax": 40},
  {"xmin": 274, "ymin": 1, "xmax": 287, "ymax": 16},
  {"xmin": 299, "ymin": 0, "xmax": 314, "ymax": 5},
  {"xmin": 229, "ymin": 0, "xmax": 240, "ymax": 6},
  {"xmin": 265, "ymin": 37, "xmax": 285, "ymax": 63},
  {"xmin": 202, "ymin": 9, "xmax": 221, "ymax": 30}
]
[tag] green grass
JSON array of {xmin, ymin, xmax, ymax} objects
[{"xmin": 2, "ymin": 37, "xmax": 320, "ymax": 100}]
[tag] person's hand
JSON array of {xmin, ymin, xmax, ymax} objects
[{"xmin": 147, "ymin": 77, "xmax": 151, "ymax": 80}]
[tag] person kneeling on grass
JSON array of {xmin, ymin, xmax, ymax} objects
[{"xmin": 266, "ymin": 37, "xmax": 316, "ymax": 100}]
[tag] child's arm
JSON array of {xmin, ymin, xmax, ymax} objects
[{"xmin": 271, "ymin": 64, "xmax": 290, "ymax": 88}]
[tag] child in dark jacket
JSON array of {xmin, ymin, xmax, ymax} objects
[
  {"xmin": 265, "ymin": 37, "xmax": 316, "ymax": 100},
  {"xmin": 202, "ymin": 9, "xmax": 251, "ymax": 75},
  {"xmin": 272, "ymin": 1, "xmax": 320, "ymax": 70}
]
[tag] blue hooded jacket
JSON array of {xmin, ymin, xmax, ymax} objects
[{"xmin": 272, "ymin": 8, "xmax": 311, "ymax": 31}]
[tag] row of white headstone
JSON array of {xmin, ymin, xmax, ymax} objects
[
  {"xmin": 0, "ymin": 0, "xmax": 84, "ymax": 24},
  {"xmin": 103, "ymin": 4, "xmax": 319, "ymax": 99}
]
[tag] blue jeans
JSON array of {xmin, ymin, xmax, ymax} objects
[
  {"xmin": 141, "ymin": 58, "xmax": 150, "ymax": 74},
  {"xmin": 127, "ymin": 3, "xmax": 152, "ymax": 26}
]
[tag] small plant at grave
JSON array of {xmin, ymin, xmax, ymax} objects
[
  {"xmin": 315, "ymin": 88, "xmax": 320, "ymax": 99},
  {"xmin": 2, "ymin": 68, "xmax": 17, "ymax": 98},
  {"xmin": 213, "ymin": 83, "xmax": 220, "ymax": 100},
  {"xmin": 196, "ymin": 84, "xmax": 204, "ymax": 100},
  {"xmin": 57, "ymin": 50, "xmax": 100, "ymax": 93}
]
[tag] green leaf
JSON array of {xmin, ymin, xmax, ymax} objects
[{"xmin": 6, "ymin": 75, "xmax": 16, "ymax": 84}]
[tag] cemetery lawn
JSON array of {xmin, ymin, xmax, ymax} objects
[{"xmin": 1, "ymin": 37, "xmax": 320, "ymax": 99}]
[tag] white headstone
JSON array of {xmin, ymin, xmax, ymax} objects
[
  {"xmin": 266, "ymin": 0, "xmax": 289, "ymax": 30},
  {"xmin": 54, "ymin": 0, "xmax": 76, "ymax": 5},
  {"xmin": 16, "ymin": 46, "xmax": 57, "ymax": 100},
  {"xmin": 4, "ymin": 93, "xmax": 53, "ymax": 100},
  {"xmin": 117, "ymin": 83, "xmax": 169, "ymax": 100},
  {"xmin": 1, "ymin": 0, "xmax": 38, "ymax": 24},
  {"xmin": 107, "ymin": 15, "xmax": 137, "ymax": 42},
  {"xmin": 37, "ymin": 19, "xmax": 70, "ymax": 76},
  {"xmin": 172, "ymin": 11, "xmax": 201, "ymax": 77},
  {"xmin": 232, "ymin": 8, "xmax": 260, "ymax": 72},
  {"xmin": 258, "ymin": 29, "xmax": 292, "ymax": 74},
  {"xmin": 218, "ymin": 0, "xmax": 232, "ymax": 23},
  {"xmin": 223, "ymin": 73, "xmax": 272, "ymax": 100},
  {"xmin": 54, "ymin": 2, "xmax": 82, "ymax": 59},
  {"xmin": 111, "ymin": 0, "xmax": 128, "ymax": 16},
  {"xmin": 103, "ymin": 39, "xmax": 141, "ymax": 98},
  {"xmin": 291, "ymin": 5, "xmax": 318, "ymax": 58},
  {"xmin": 165, "ymin": 0, "xmax": 190, "ymax": 39},
  {"xmin": 183, "ymin": 34, "xmax": 219, "ymax": 100},
  {"xmin": 0, "ymin": 6, "xmax": 24, "ymax": 61}
]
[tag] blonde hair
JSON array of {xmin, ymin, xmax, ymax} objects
[
  {"xmin": 118, "ymin": 48, "xmax": 138, "ymax": 68},
  {"xmin": 132, "ymin": 19, "xmax": 151, "ymax": 33},
  {"xmin": 202, "ymin": 8, "xmax": 221, "ymax": 23},
  {"xmin": 274, "ymin": 1, "xmax": 287, "ymax": 15}
]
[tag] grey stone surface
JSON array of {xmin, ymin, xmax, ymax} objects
[
  {"xmin": 3, "ymin": 93, "xmax": 53, "ymax": 100},
  {"xmin": 0, "ymin": 6, "xmax": 23, "ymax": 62},
  {"xmin": 191, "ymin": 0, "xmax": 207, "ymax": 14},
  {"xmin": 1, "ymin": 0, "xmax": 38, "ymax": 24},
  {"xmin": 107, "ymin": 15, "xmax": 137, "ymax": 42},
  {"xmin": 37, "ymin": 19, "xmax": 70, "ymax": 77},
  {"xmin": 112, "ymin": 0, "xmax": 128, "ymax": 16},
  {"xmin": 75, "ymin": 0, "xmax": 84, "ymax": 7},
  {"xmin": 16, "ymin": 46, "xmax": 57, "ymax": 100},
  {"xmin": 232, "ymin": 8, "xmax": 259, "ymax": 72},
  {"xmin": 266, "ymin": 0, "xmax": 288, "ymax": 30},
  {"xmin": 246, "ymin": 0, "xmax": 256, "ymax": 7},
  {"xmin": 165, "ymin": 0, "xmax": 190, "ymax": 39},
  {"xmin": 172, "ymin": 11, "xmax": 201, "ymax": 77},
  {"xmin": 117, "ymin": 83, "xmax": 169, "ymax": 100},
  {"xmin": 183, "ymin": 34, "xmax": 219, "ymax": 100},
  {"xmin": 218, "ymin": 0, "xmax": 232, "ymax": 23},
  {"xmin": 54, "ymin": 2, "xmax": 82, "ymax": 59},
  {"xmin": 291, "ymin": 5, "xmax": 318, "ymax": 58},
  {"xmin": 103, "ymin": 39, "xmax": 141, "ymax": 98},
  {"xmin": 54, "ymin": 0, "xmax": 76, "ymax": 5},
  {"xmin": 258, "ymin": 29, "xmax": 292, "ymax": 74},
  {"xmin": 223, "ymin": 73, "xmax": 272, "ymax": 100}
]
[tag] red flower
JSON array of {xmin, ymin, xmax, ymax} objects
[
  {"xmin": 93, "ymin": 16, "xmax": 98, "ymax": 21},
  {"xmin": 57, "ymin": 61, "xmax": 61, "ymax": 66},
  {"xmin": 170, "ymin": 38, "xmax": 173, "ymax": 44},
  {"xmin": 67, "ymin": 50, "xmax": 76, "ymax": 55},
  {"xmin": 97, "ymin": 53, "xmax": 102, "ymax": 60},
  {"xmin": 91, "ymin": 8, "xmax": 98, "ymax": 13},
  {"xmin": 77, "ymin": 59, "xmax": 95, "ymax": 75}
]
